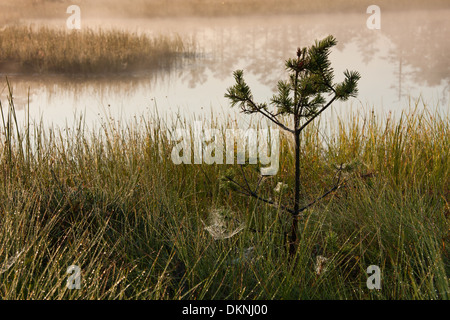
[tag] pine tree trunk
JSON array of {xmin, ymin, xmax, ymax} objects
[{"xmin": 289, "ymin": 126, "xmax": 301, "ymax": 256}]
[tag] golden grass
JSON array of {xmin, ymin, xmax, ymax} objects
[{"xmin": 0, "ymin": 26, "xmax": 193, "ymax": 74}]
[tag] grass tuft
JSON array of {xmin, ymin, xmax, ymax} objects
[{"xmin": 0, "ymin": 26, "xmax": 194, "ymax": 74}]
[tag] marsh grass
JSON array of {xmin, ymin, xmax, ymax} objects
[
  {"xmin": 0, "ymin": 80, "xmax": 448, "ymax": 299},
  {"xmin": 0, "ymin": 26, "xmax": 194, "ymax": 74}
]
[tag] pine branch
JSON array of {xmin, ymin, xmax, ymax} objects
[
  {"xmin": 298, "ymin": 95, "xmax": 337, "ymax": 132},
  {"xmin": 246, "ymin": 98, "xmax": 295, "ymax": 134},
  {"xmin": 224, "ymin": 175, "xmax": 295, "ymax": 215}
]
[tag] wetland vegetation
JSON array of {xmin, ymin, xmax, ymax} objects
[
  {"xmin": 0, "ymin": 26, "xmax": 192, "ymax": 74},
  {"xmin": 0, "ymin": 0, "xmax": 448, "ymax": 301}
]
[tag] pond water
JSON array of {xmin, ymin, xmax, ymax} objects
[{"xmin": 1, "ymin": 9, "xmax": 449, "ymax": 130}]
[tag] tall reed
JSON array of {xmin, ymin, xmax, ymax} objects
[{"xmin": 0, "ymin": 26, "xmax": 194, "ymax": 74}]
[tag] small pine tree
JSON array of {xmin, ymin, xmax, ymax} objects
[{"xmin": 224, "ymin": 35, "xmax": 360, "ymax": 256}]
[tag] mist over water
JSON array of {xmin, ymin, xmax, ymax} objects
[{"xmin": 1, "ymin": 2, "xmax": 449, "ymax": 129}]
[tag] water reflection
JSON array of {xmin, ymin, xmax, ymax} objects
[
  {"xmin": 1, "ymin": 9, "xmax": 448, "ymax": 128},
  {"xmin": 383, "ymin": 11, "xmax": 449, "ymax": 104}
]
